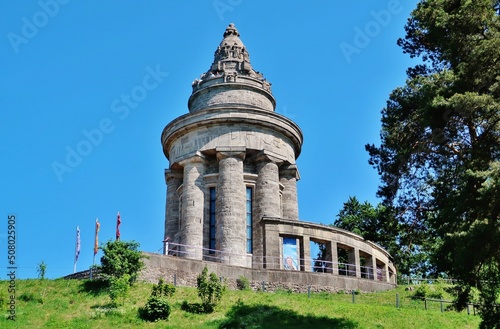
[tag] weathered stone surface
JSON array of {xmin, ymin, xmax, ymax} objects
[
  {"xmin": 188, "ymin": 23, "xmax": 275, "ymax": 113},
  {"xmin": 158, "ymin": 23, "xmax": 396, "ymax": 288},
  {"xmin": 162, "ymin": 109, "xmax": 302, "ymax": 165},
  {"xmin": 280, "ymin": 164, "xmax": 299, "ymax": 220},
  {"xmin": 139, "ymin": 252, "xmax": 396, "ymax": 293},
  {"xmin": 164, "ymin": 169, "xmax": 183, "ymax": 244},
  {"xmin": 216, "ymin": 148, "xmax": 246, "ymax": 266},
  {"xmin": 253, "ymin": 155, "xmax": 281, "ymax": 269},
  {"xmin": 179, "ymin": 154, "xmax": 206, "ymax": 260}
]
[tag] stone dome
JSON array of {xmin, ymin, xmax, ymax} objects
[{"xmin": 188, "ymin": 23, "xmax": 276, "ymax": 113}]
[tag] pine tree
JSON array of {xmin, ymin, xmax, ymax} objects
[{"xmin": 366, "ymin": 1, "xmax": 500, "ymax": 327}]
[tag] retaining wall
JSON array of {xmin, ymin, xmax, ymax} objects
[{"xmin": 140, "ymin": 252, "xmax": 396, "ymax": 293}]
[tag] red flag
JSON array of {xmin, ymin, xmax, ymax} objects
[
  {"xmin": 116, "ymin": 212, "xmax": 121, "ymax": 241},
  {"xmin": 94, "ymin": 218, "xmax": 100, "ymax": 255}
]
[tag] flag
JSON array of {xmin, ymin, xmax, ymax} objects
[
  {"xmin": 94, "ymin": 218, "xmax": 100, "ymax": 255},
  {"xmin": 74, "ymin": 226, "xmax": 81, "ymax": 273},
  {"xmin": 75, "ymin": 226, "xmax": 81, "ymax": 262},
  {"xmin": 116, "ymin": 212, "xmax": 121, "ymax": 241}
]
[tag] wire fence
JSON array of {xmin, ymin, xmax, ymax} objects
[
  {"xmin": 152, "ymin": 243, "xmax": 498, "ymax": 316},
  {"xmin": 271, "ymin": 287, "xmax": 483, "ymax": 316}
]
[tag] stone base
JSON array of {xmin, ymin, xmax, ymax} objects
[{"xmin": 139, "ymin": 252, "xmax": 396, "ymax": 293}]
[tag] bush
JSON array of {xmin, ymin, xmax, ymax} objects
[
  {"xmin": 412, "ymin": 283, "xmax": 429, "ymax": 299},
  {"xmin": 100, "ymin": 240, "xmax": 147, "ymax": 285},
  {"xmin": 139, "ymin": 278, "xmax": 174, "ymax": 321},
  {"xmin": 140, "ymin": 296, "xmax": 171, "ymax": 321},
  {"xmin": 236, "ymin": 276, "xmax": 250, "ymax": 291},
  {"xmin": 196, "ymin": 266, "xmax": 225, "ymax": 313},
  {"xmin": 428, "ymin": 283, "xmax": 445, "ymax": 299},
  {"xmin": 108, "ymin": 274, "xmax": 130, "ymax": 306},
  {"xmin": 37, "ymin": 261, "xmax": 47, "ymax": 280},
  {"xmin": 150, "ymin": 278, "xmax": 175, "ymax": 298}
]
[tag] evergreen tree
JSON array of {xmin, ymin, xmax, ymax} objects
[{"xmin": 366, "ymin": 1, "xmax": 500, "ymax": 327}]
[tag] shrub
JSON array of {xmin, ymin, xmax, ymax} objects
[
  {"xmin": 108, "ymin": 274, "xmax": 130, "ymax": 306},
  {"xmin": 139, "ymin": 279, "xmax": 174, "ymax": 321},
  {"xmin": 197, "ymin": 266, "xmax": 225, "ymax": 313},
  {"xmin": 37, "ymin": 261, "xmax": 47, "ymax": 280},
  {"xmin": 151, "ymin": 278, "xmax": 175, "ymax": 298},
  {"xmin": 100, "ymin": 240, "xmax": 147, "ymax": 285},
  {"xmin": 412, "ymin": 283, "xmax": 429, "ymax": 299},
  {"xmin": 236, "ymin": 276, "xmax": 250, "ymax": 291},
  {"xmin": 140, "ymin": 296, "xmax": 171, "ymax": 321},
  {"xmin": 428, "ymin": 283, "xmax": 445, "ymax": 299}
]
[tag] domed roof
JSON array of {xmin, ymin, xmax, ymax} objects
[{"xmin": 188, "ymin": 23, "xmax": 275, "ymax": 113}]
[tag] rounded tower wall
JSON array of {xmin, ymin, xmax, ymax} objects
[
  {"xmin": 162, "ymin": 107, "xmax": 302, "ymax": 166},
  {"xmin": 188, "ymin": 83, "xmax": 275, "ymax": 112},
  {"xmin": 162, "ymin": 23, "xmax": 303, "ymax": 268},
  {"xmin": 166, "ymin": 126, "xmax": 296, "ymax": 166}
]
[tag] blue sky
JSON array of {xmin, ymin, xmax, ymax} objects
[{"xmin": 1, "ymin": 0, "xmax": 420, "ymax": 279}]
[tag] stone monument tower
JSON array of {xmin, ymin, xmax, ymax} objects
[{"xmin": 161, "ymin": 23, "xmax": 303, "ymax": 268}]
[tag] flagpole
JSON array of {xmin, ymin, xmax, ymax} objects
[{"xmin": 90, "ymin": 218, "xmax": 99, "ymax": 279}]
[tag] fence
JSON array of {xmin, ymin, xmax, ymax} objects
[
  {"xmin": 155, "ymin": 242, "xmax": 389, "ymax": 282},
  {"xmin": 400, "ymin": 276, "xmax": 458, "ymax": 285}
]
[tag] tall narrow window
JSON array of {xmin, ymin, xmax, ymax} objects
[
  {"xmin": 209, "ymin": 187, "xmax": 216, "ymax": 253},
  {"xmin": 246, "ymin": 187, "xmax": 253, "ymax": 253}
]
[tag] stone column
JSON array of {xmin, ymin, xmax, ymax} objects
[
  {"xmin": 370, "ymin": 255, "xmax": 377, "ymax": 280},
  {"xmin": 279, "ymin": 164, "xmax": 300, "ymax": 220},
  {"xmin": 254, "ymin": 152, "xmax": 281, "ymax": 269},
  {"xmin": 347, "ymin": 247, "xmax": 361, "ymax": 278},
  {"xmin": 179, "ymin": 154, "xmax": 206, "ymax": 260},
  {"xmin": 384, "ymin": 262, "xmax": 390, "ymax": 283},
  {"xmin": 164, "ymin": 169, "xmax": 183, "ymax": 253},
  {"xmin": 327, "ymin": 241, "xmax": 339, "ymax": 275},
  {"xmin": 215, "ymin": 146, "xmax": 246, "ymax": 266},
  {"xmin": 301, "ymin": 236, "xmax": 310, "ymax": 272},
  {"xmin": 262, "ymin": 222, "xmax": 280, "ymax": 269}
]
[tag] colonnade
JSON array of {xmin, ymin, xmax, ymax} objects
[
  {"xmin": 261, "ymin": 218, "xmax": 396, "ymax": 284},
  {"xmin": 164, "ymin": 149, "xmax": 299, "ymax": 267}
]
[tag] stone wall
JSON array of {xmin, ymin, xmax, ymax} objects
[
  {"xmin": 139, "ymin": 252, "xmax": 396, "ymax": 293},
  {"xmin": 62, "ymin": 269, "xmax": 101, "ymax": 280}
]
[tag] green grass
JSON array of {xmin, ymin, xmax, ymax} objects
[{"xmin": 0, "ymin": 279, "xmax": 480, "ymax": 328}]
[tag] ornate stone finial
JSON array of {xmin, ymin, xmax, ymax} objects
[
  {"xmin": 188, "ymin": 24, "xmax": 275, "ymax": 112},
  {"xmin": 193, "ymin": 23, "xmax": 271, "ymax": 89},
  {"xmin": 223, "ymin": 23, "xmax": 240, "ymax": 37}
]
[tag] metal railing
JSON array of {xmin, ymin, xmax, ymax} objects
[{"xmin": 156, "ymin": 242, "xmax": 390, "ymax": 282}]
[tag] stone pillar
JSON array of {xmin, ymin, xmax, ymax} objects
[
  {"xmin": 179, "ymin": 154, "xmax": 206, "ymax": 260},
  {"xmin": 279, "ymin": 164, "xmax": 299, "ymax": 220},
  {"xmin": 263, "ymin": 223, "xmax": 280, "ymax": 269},
  {"xmin": 327, "ymin": 241, "xmax": 339, "ymax": 275},
  {"xmin": 254, "ymin": 152, "xmax": 281, "ymax": 269},
  {"xmin": 370, "ymin": 255, "xmax": 377, "ymax": 280},
  {"xmin": 215, "ymin": 146, "xmax": 246, "ymax": 266},
  {"xmin": 300, "ymin": 236, "xmax": 310, "ymax": 272},
  {"xmin": 164, "ymin": 169, "xmax": 183, "ymax": 252},
  {"xmin": 384, "ymin": 262, "xmax": 390, "ymax": 283},
  {"xmin": 347, "ymin": 247, "xmax": 361, "ymax": 278}
]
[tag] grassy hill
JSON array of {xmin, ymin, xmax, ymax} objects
[{"xmin": 0, "ymin": 279, "xmax": 480, "ymax": 328}]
